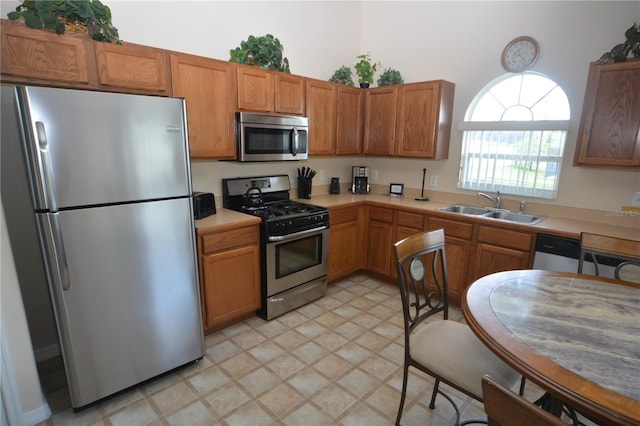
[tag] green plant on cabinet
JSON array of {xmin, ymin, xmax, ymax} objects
[
  {"xmin": 329, "ymin": 65, "xmax": 355, "ymax": 86},
  {"xmin": 354, "ymin": 52, "xmax": 380, "ymax": 86},
  {"xmin": 229, "ymin": 34, "xmax": 291, "ymax": 73},
  {"xmin": 377, "ymin": 68, "xmax": 404, "ymax": 86},
  {"xmin": 7, "ymin": 0, "xmax": 121, "ymax": 43}
]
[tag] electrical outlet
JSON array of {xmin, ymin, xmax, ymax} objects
[
  {"xmin": 430, "ymin": 175, "xmax": 438, "ymax": 187},
  {"xmin": 633, "ymin": 192, "xmax": 640, "ymax": 207},
  {"xmin": 371, "ymin": 169, "xmax": 378, "ymax": 180},
  {"xmin": 319, "ymin": 170, "xmax": 326, "ymax": 181}
]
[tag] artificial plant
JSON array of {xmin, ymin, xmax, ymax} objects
[
  {"xmin": 377, "ymin": 68, "xmax": 404, "ymax": 86},
  {"xmin": 354, "ymin": 52, "xmax": 380, "ymax": 85},
  {"xmin": 328, "ymin": 65, "xmax": 355, "ymax": 86},
  {"xmin": 7, "ymin": 0, "xmax": 121, "ymax": 43},
  {"xmin": 229, "ymin": 34, "xmax": 291, "ymax": 73},
  {"xmin": 599, "ymin": 23, "xmax": 640, "ymax": 63}
]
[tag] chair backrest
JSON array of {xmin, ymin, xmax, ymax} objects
[
  {"xmin": 616, "ymin": 261, "xmax": 640, "ymax": 283},
  {"xmin": 393, "ymin": 229, "xmax": 449, "ymax": 337},
  {"xmin": 578, "ymin": 232, "xmax": 640, "ymax": 281},
  {"xmin": 482, "ymin": 375, "xmax": 565, "ymax": 426}
]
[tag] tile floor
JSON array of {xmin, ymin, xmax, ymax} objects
[{"xmin": 37, "ymin": 273, "xmax": 546, "ymax": 426}]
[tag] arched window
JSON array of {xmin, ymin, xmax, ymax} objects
[{"xmin": 458, "ymin": 72, "xmax": 570, "ymax": 199}]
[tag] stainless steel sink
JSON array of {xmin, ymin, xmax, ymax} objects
[
  {"xmin": 437, "ymin": 205, "xmax": 490, "ymax": 215},
  {"xmin": 481, "ymin": 210, "xmax": 545, "ymax": 225},
  {"xmin": 437, "ymin": 204, "xmax": 545, "ymax": 225}
]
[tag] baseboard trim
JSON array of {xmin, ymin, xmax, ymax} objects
[{"xmin": 21, "ymin": 404, "xmax": 52, "ymax": 426}]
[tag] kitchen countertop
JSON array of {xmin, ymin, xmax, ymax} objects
[
  {"xmin": 301, "ymin": 193, "xmax": 640, "ymax": 241},
  {"xmin": 195, "ymin": 192, "xmax": 640, "ymax": 241},
  {"xmin": 194, "ymin": 207, "xmax": 261, "ymax": 231}
]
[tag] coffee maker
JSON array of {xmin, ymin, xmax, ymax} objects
[{"xmin": 351, "ymin": 166, "xmax": 370, "ymax": 194}]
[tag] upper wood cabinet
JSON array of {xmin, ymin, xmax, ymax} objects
[
  {"xmin": 170, "ymin": 53, "xmax": 237, "ymax": 159},
  {"xmin": 306, "ymin": 78, "xmax": 336, "ymax": 155},
  {"xmin": 396, "ymin": 80, "xmax": 455, "ymax": 160},
  {"xmin": 574, "ymin": 60, "xmax": 640, "ymax": 167},
  {"xmin": 1, "ymin": 19, "xmax": 94, "ymax": 87},
  {"xmin": 335, "ymin": 85, "xmax": 364, "ymax": 155},
  {"xmin": 237, "ymin": 65, "xmax": 273, "ymax": 111},
  {"xmin": 275, "ymin": 72, "xmax": 306, "ymax": 114},
  {"xmin": 93, "ymin": 42, "xmax": 171, "ymax": 94},
  {"xmin": 363, "ymin": 86, "xmax": 398, "ymax": 156},
  {"xmin": 236, "ymin": 64, "xmax": 305, "ymax": 114}
]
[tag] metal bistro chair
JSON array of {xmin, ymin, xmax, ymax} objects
[
  {"xmin": 482, "ymin": 375, "xmax": 565, "ymax": 426},
  {"xmin": 393, "ymin": 229, "xmax": 521, "ymax": 426},
  {"xmin": 578, "ymin": 232, "xmax": 640, "ymax": 283}
]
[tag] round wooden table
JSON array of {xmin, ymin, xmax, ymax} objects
[{"xmin": 463, "ymin": 270, "xmax": 640, "ymax": 426}]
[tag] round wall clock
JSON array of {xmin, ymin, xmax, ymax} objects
[{"xmin": 501, "ymin": 36, "xmax": 539, "ymax": 72}]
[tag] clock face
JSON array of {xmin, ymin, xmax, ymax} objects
[{"xmin": 502, "ymin": 36, "xmax": 539, "ymax": 72}]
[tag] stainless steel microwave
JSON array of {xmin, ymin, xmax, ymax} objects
[{"xmin": 236, "ymin": 112, "xmax": 309, "ymax": 162}]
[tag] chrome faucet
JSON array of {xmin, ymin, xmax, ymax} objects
[{"xmin": 477, "ymin": 191, "xmax": 502, "ymax": 209}]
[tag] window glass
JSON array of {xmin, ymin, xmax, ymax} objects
[{"xmin": 459, "ymin": 72, "xmax": 570, "ymax": 199}]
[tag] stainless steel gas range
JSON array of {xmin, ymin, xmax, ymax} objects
[{"xmin": 222, "ymin": 175, "xmax": 329, "ymax": 320}]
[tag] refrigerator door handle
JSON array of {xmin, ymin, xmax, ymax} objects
[
  {"xmin": 39, "ymin": 213, "xmax": 72, "ymax": 291},
  {"xmin": 35, "ymin": 121, "xmax": 59, "ymax": 212}
]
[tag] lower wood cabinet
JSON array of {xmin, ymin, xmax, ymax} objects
[
  {"xmin": 366, "ymin": 206, "xmax": 395, "ymax": 279},
  {"xmin": 428, "ymin": 217, "xmax": 473, "ymax": 307},
  {"xmin": 392, "ymin": 210, "xmax": 426, "ymax": 280},
  {"xmin": 471, "ymin": 225, "xmax": 534, "ymax": 281},
  {"xmin": 197, "ymin": 223, "xmax": 261, "ymax": 334},
  {"xmin": 328, "ymin": 205, "xmax": 365, "ymax": 282}
]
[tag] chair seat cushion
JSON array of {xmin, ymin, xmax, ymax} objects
[{"xmin": 410, "ymin": 319, "xmax": 520, "ymax": 399}]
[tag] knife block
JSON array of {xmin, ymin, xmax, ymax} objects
[{"xmin": 297, "ymin": 178, "xmax": 312, "ymax": 199}]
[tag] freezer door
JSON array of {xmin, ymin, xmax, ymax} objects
[
  {"xmin": 14, "ymin": 85, "xmax": 191, "ymax": 210},
  {"xmin": 38, "ymin": 198, "xmax": 204, "ymax": 408}
]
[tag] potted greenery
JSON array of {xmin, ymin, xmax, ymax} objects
[
  {"xmin": 7, "ymin": 0, "xmax": 121, "ymax": 43},
  {"xmin": 377, "ymin": 68, "xmax": 404, "ymax": 86},
  {"xmin": 229, "ymin": 34, "xmax": 291, "ymax": 73},
  {"xmin": 599, "ymin": 23, "xmax": 640, "ymax": 63},
  {"xmin": 328, "ymin": 66, "xmax": 354, "ymax": 86},
  {"xmin": 354, "ymin": 52, "xmax": 380, "ymax": 88}
]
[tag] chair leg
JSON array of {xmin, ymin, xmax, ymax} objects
[
  {"xmin": 429, "ymin": 378, "xmax": 440, "ymax": 409},
  {"xmin": 519, "ymin": 376, "xmax": 526, "ymax": 396},
  {"xmin": 395, "ymin": 365, "xmax": 410, "ymax": 426}
]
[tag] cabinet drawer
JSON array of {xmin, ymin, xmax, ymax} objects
[
  {"xmin": 429, "ymin": 217, "xmax": 473, "ymax": 239},
  {"xmin": 201, "ymin": 225, "xmax": 259, "ymax": 254},
  {"xmin": 369, "ymin": 206, "xmax": 394, "ymax": 223},
  {"xmin": 477, "ymin": 226, "xmax": 532, "ymax": 251},
  {"xmin": 396, "ymin": 210, "xmax": 424, "ymax": 229},
  {"xmin": 330, "ymin": 207, "xmax": 359, "ymax": 226}
]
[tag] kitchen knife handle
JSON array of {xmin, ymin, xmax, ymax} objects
[
  {"xmin": 291, "ymin": 126, "xmax": 299, "ymax": 156},
  {"xmin": 35, "ymin": 121, "xmax": 59, "ymax": 213}
]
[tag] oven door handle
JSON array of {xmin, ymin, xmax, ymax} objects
[{"xmin": 268, "ymin": 225, "xmax": 327, "ymax": 242}]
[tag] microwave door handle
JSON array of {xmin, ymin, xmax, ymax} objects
[{"xmin": 290, "ymin": 126, "xmax": 299, "ymax": 156}]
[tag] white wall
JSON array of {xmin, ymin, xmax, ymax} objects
[{"xmin": 1, "ymin": 204, "xmax": 50, "ymax": 425}]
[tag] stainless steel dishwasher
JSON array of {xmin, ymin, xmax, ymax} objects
[{"xmin": 533, "ymin": 234, "xmax": 616, "ymax": 278}]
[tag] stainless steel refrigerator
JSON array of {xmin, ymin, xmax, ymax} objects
[{"xmin": 1, "ymin": 85, "xmax": 205, "ymax": 409}]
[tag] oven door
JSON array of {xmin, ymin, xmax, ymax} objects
[
  {"xmin": 239, "ymin": 122, "xmax": 308, "ymax": 162},
  {"xmin": 266, "ymin": 227, "xmax": 328, "ymax": 296}
]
